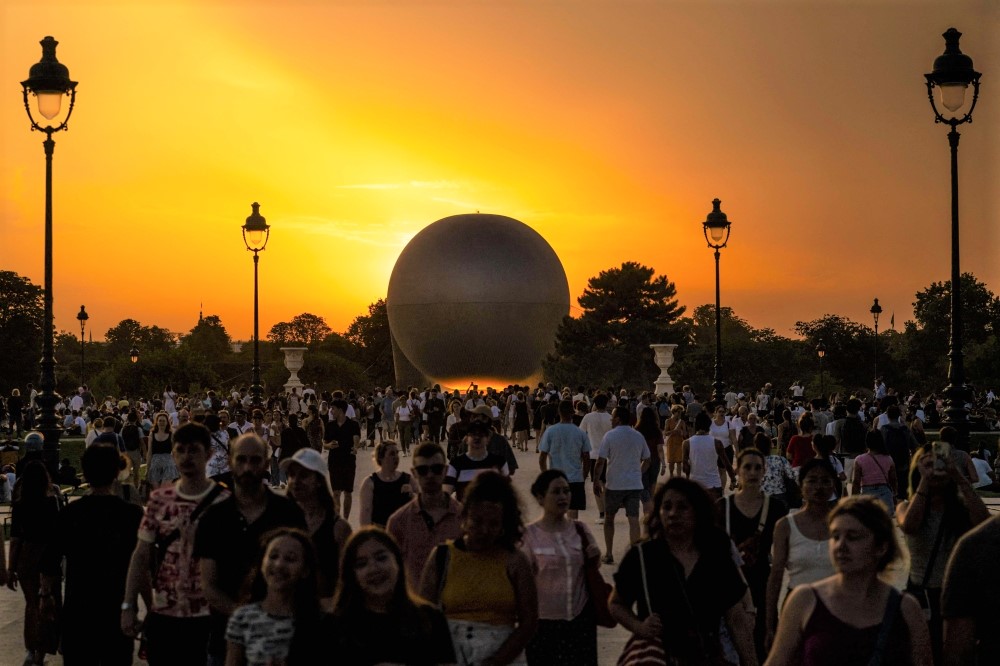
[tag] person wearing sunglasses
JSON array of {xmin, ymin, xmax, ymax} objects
[{"xmin": 386, "ymin": 442, "xmax": 464, "ymax": 587}]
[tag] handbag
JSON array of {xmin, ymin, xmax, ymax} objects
[
  {"xmin": 574, "ymin": 521, "xmax": 617, "ymax": 628},
  {"xmin": 617, "ymin": 542, "xmax": 666, "ymax": 666}
]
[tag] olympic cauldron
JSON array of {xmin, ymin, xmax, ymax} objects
[{"xmin": 386, "ymin": 214, "xmax": 570, "ymax": 389}]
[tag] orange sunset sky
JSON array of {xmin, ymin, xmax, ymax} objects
[{"xmin": 2, "ymin": 1, "xmax": 999, "ymax": 344}]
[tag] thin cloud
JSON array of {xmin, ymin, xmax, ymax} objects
[{"xmin": 336, "ymin": 180, "xmax": 463, "ymax": 190}]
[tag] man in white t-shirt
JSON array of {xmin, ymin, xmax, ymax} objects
[
  {"xmin": 579, "ymin": 393, "xmax": 613, "ymax": 524},
  {"xmin": 593, "ymin": 406, "xmax": 649, "ymax": 564}
]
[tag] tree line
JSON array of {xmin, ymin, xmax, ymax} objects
[{"xmin": 1, "ymin": 266, "xmax": 997, "ymax": 400}]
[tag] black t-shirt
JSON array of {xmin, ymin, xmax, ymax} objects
[
  {"xmin": 323, "ymin": 605, "xmax": 455, "ymax": 665},
  {"xmin": 41, "ymin": 495, "xmax": 141, "ymax": 615},
  {"xmin": 324, "ymin": 418, "xmax": 361, "ymax": 466},
  {"xmin": 717, "ymin": 495, "xmax": 788, "ymax": 588},
  {"xmin": 279, "ymin": 426, "xmax": 309, "ymax": 461},
  {"xmin": 613, "ymin": 534, "xmax": 746, "ymax": 661},
  {"xmin": 193, "ymin": 491, "xmax": 306, "ymax": 598}
]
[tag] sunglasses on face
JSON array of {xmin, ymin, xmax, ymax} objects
[{"xmin": 414, "ymin": 463, "xmax": 446, "ymax": 476}]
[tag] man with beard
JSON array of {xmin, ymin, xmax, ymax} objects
[{"xmin": 194, "ymin": 433, "xmax": 305, "ymax": 666}]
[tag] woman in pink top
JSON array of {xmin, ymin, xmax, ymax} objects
[
  {"xmin": 851, "ymin": 430, "xmax": 898, "ymax": 516},
  {"xmin": 522, "ymin": 469, "xmax": 602, "ymax": 665}
]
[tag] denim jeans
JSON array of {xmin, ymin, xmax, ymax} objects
[{"xmin": 862, "ymin": 483, "xmax": 896, "ymax": 516}]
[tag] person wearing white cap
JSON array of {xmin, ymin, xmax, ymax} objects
[{"xmin": 281, "ymin": 448, "xmax": 352, "ymax": 609}]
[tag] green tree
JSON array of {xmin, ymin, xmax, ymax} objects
[
  {"xmin": 105, "ymin": 319, "xmax": 175, "ymax": 359},
  {"xmin": 181, "ymin": 315, "xmax": 232, "ymax": 359},
  {"xmin": 345, "ymin": 299, "xmax": 394, "ymax": 386},
  {"xmin": 0, "ymin": 271, "xmax": 44, "ymax": 395},
  {"xmin": 544, "ymin": 262, "xmax": 688, "ymax": 388},
  {"xmin": 794, "ymin": 314, "xmax": 873, "ymax": 396},
  {"xmin": 267, "ymin": 313, "xmax": 333, "ymax": 345}
]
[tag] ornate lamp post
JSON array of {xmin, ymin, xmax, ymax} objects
[
  {"xmin": 870, "ymin": 298, "xmax": 882, "ymax": 389},
  {"xmin": 926, "ymin": 28, "xmax": 980, "ymax": 446},
  {"xmin": 816, "ymin": 339, "xmax": 827, "ymax": 399},
  {"xmin": 22, "ymin": 36, "xmax": 77, "ymax": 471},
  {"xmin": 242, "ymin": 202, "xmax": 270, "ymax": 408},
  {"xmin": 76, "ymin": 305, "xmax": 88, "ymax": 387},
  {"xmin": 701, "ymin": 199, "xmax": 732, "ymax": 404}
]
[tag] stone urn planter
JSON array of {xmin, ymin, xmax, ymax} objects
[
  {"xmin": 280, "ymin": 347, "xmax": 308, "ymax": 392},
  {"xmin": 650, "ymin": 344, "xmax": 678, "ymax": 396}
]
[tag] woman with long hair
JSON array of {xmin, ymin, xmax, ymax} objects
[
  {"xmin": 609, "ymin": 477, "xmax": 757, "ymax": 665},
  {"xmin": 766, "ymin": 496, "xmax": 932, "ymax": 665},
  {"xmin": 281, "ymin": 449, "xmax": 351, "ymax": 609},
  {"xmin": 225, "ymin": 527, "xmax": 320, "ymax": 665},
  {"xmin": 522, "ymin": 469, "xmax": 601, "ymax": 665},
  {"xmin": 326, "ymin": 528, "xmax": 455, "ymax": 665},
  {"xmin": 776, "ymin": 409, "xmax": 796, "ymax": 457},
  {"xmin": 765, "ymin": 458, "xmax": 839, "ymax": 649},
  {"xmin": 512, "ymin": 392, "xmax": 530, "ymax": 453},
  {"xmin": 785, "ymin": 413, "xmax": 815, "ymax": 470},
  {"xmin": 635, "ymin": 406, "xmax": 664, "ymax": 516},
  {"xmin": 358, "ymin": 440, "xmax": 413, "ymax": 527},
  {"xmin": 719, "ymin": 448, "xmax": 789, "ymax": 661},
  {"xmin": 663, "ymin": 404, "xmax": 688, "ymax": 478},
  {"xmin": 420, "ymin": 471, "xmax": 538, "ymax": 665},
  {"xmin": 7, "ymin": 460, "xmax": 61, "ymax": 665},
  {"xmin": 897, "ymin": 446, "xmax": 990, "ymax": 663},
  {"xmin": 146, "ymin": 411, "xmax": 179, "ymax": 490}
]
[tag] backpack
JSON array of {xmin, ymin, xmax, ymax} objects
[
  {"xmin": 841, "ymin": 416, "xmax": 867, "ymax": 455},
  {"xmin": 882, "ymin": 425, "xmax": 912, "ymax": 495},
  {"xmin": 121, "ymin": 423, "xmax": 142, "ymax": 452}
]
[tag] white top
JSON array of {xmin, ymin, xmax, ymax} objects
[
  {"xmin": 597, "ymin": 426, "xmax": 649, "ymax": 491},
  {"xmin": 710, "ymin": 420, "xmax": 731, "ymax": 445},
  {"xmin": 579, "ymin": 411, "xmax": 613, "ymax": 460},
  {"xmin": 786, "ymin": 513, "xmax": 835, "ymax": 588},
  {"xmin": 972, "ymin": 458, "xmax": 993, "ymax": 488},
  {"xmin": 687, "ymin": 434, "xmax": 722, "ymax": 490}
]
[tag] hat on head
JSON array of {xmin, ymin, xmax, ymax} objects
[
  {"xmin": 471, "ymin": 405, "xmax": 492, "ymax": 417},
  {"xmin": 279, "ymin": 447, "xmax": 326, "ymax": 475}
]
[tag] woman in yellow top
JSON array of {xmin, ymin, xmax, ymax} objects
[
  {"xmin": 663, "ymin": 404, "xmax": 688, "ymax": 478},
  {"xmin": 420, "ymin": 471, "xmax": 538, "ymax": 666}
]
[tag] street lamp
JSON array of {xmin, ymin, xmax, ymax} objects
[
  {"xmin": 870, "ymin": 298, "xmax": 882, "ymax": 390},
  {"xmin": 816, "ymin": 339, "xmax": 827, "ymax": 399},
  {"xmin": 701, "ymin": 198, "xmax": 732, "ymax": 405},
  {"xmin": 76, "ymin": 305, "xmax": 88, "ymax": 387},
  {"xmin": 242, "ymin": 202, "xmax": 270, "ymax": 408},
  {"xmin": 129, "ymin": 347, "xmax": 139, "ymax": 399},
  {"xmin": 926, "ymin": 27, "xmax": 980, "ymax": 446},
  {"xmin": 22, "ymin": 36, "xmax": 78, "ymax": 471}
]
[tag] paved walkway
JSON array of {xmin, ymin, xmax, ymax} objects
[{"xmin": 0, "ymin": 437, "xmax": 631, "ymax": 664}]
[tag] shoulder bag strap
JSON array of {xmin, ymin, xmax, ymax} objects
[
  {"xmin": 725, "ymin": 496, "xmax": 732, "ymax": 535},
  {"xmin": 920, "ymin": 516, "xmax": 947, "ymax": 588},
  {"xmin": 637, "ymin": 542, "xmax": 652, "ymax": 617},
  {"xmin": 435, "ymin": 543, "xmax": 451, "ymax": 604},
  {"xmin": 757, "ymin": 494, "xmax": 770, "ymax": 534},
  {"xmin": 867, "ymin": 588, "xmax": 902, "ymax": 666},
  {"xmin": 870, "ymin": 455, "xmax": 890, "ymax": 485}
]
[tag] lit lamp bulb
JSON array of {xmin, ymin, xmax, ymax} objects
[
  {"xmin": 709, "ymin": 225, "xmax": 726, "ymax": 243},
  {"xmin": 939, "ymin": 83, "xmax": 968, "ymax": 112},
  {"xmin": 246, "ymin": 229, "xmax": 265, "ymax": 249},
  {"xmin": 36, "ymin": 92, "xmax": 63, "ymax": 120}
]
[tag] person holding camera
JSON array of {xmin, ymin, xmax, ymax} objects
[{"xmin": 897, "ymin": 445, "xmax": 989, "ymax": 664}]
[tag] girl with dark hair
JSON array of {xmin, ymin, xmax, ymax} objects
[
  {"xmin": 785, "ymin": 413, "xmax": 815, "ymax": 469},
  {"xmin": 897, "ymin": 446, "xmax": 990, "ymax": 663},
  {"xmin": 757, "ymin": 432, "xmax": 797, "ymax": 506},
  {"xmin": 147, "ymin": 411, "xmax": 179, "ymax": 490},
  {"xmin": 635, "ymin": 406, "xmax": 663, "ymax": 515},
  {"xmin": 326, "ymin": 528, "xmax": 455, "ymax": 665},
  {"xmin": 225, "ymin": 527, "xmax": 319, "ymax": 665},
  {"xmin": 420, "ymin": 471, "xmax": 537, "ymax": 665},
  {"xmin": 610, "ymin": 477, "xmax": 757, "ymax": 665},
  {"xmin": 766, "ymin": 458, "xmax": 838, "ymax": 650},
  {"xmin": 522, "ymin": 469, "xmax": 601, "ymax": 665},
  {"xmin": 664, "ymin": 404, "xmax": 688, "ymax": 477},
  {"xmin": 720, "ymin": 448, "xmax": 789, "ymax": 661},
  {"xmin": 776, "ymin": 409, "xmax": 796, "ymax": 458},
  {"xmin": 7, "ymin": 460, "xmax": 61, "ymax": 665},
  {"xmin": 766, "ymin": 496, "xmax": 932, "ymax": 666},
  {"xmin": 852, "ymin": 429, "xmax": 897, "ymax": 516}
]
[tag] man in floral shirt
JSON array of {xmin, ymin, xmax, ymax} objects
[{"xmin": 120, "ymin": 422, "xmax": 229, "ymax": 665}]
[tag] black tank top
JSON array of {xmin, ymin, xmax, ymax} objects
[
  {"xmin": 150, "ymin": 433, "xmax": 172, "ymax": 456},
  {"xmin": 370, "ymin": 472, "xmax": 411, "ymax": 526}
]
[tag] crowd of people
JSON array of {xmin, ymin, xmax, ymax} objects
[{"xmin": 0, "ymin": 378, "xmax": 997, "ymax": 664}]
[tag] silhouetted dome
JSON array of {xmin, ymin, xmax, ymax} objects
[{"xmin": 387, "ymin": 213, "xmax": 569, "ymax": 387}]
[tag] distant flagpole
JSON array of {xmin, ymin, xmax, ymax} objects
[{"xmin": 890, "ymin": 312, "xmax": 895, "ymax": 330}]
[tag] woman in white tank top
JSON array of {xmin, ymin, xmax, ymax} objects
[
  {"xmin": 766, "ymin": 457, "xmax": 838, "ymax": 647},
  {"xmin": 683, "ymin": 411, "xmax": 736, "ymax": 500}
]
